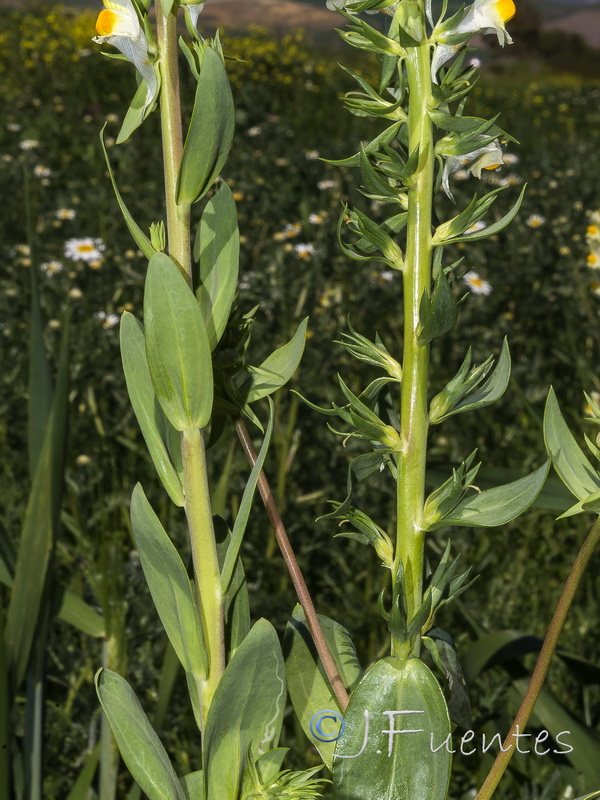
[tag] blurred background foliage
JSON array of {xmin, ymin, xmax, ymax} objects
[{"xmin": 1, "ymin": 3, "xmax": 600, "ymax": 797}]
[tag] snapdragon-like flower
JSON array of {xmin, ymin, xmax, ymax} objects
[
  {"xmin": 441, "ymin": 140, "xmax": 504, "ymax": 200},
  {"xmin": 93, "ymin": 0, "xmax": 158, "ymax": 113},
  {"xmin": 432, "ymin": 0, "xmax": 516, "ymax": 81}
]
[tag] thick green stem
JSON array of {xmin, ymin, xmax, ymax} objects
[
  {"xmin": 394, "ymin": 32, "xmax": 434, "ymax": 659},
  {"xmin": 181, "ymin": 428, "xmax": 225, "ymax": 725},
  {"xmin": 156, "ymin": 0, "xmax": 192, "ymax": 284},
  {"xmin": 476, "ymin": 515, "xmax": 600, "ymax": 800}
]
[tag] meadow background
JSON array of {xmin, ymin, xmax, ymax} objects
[{"xmin": 1, "ymin": 1, "xmax": 600, "ymax": 797}]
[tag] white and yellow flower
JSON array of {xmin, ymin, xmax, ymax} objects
[
  {"xmin": 432, "ymin": 0, "xmax": 516, "ymax": 81},
  {"xmin": 463, "ymin": 270, "xmax": 492, "ymax": 295},
  {"xmin": 93, "ymin": 0, "xmax": 158, "ymax": 113},
  {"xmin": 441, "ymin": 139, "xmax": 504, "ymax": 199}
]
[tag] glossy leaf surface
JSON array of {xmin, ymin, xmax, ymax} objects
[{"xmin": 333, "ymin": 657, "xmax": 451, "ymax": 799}]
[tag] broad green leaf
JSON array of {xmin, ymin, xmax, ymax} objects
[
  {"xmin": 144, "ymin": 253, "xmax": 213, "ymax": 431},
  {"xmin": 284, "ymin": 605, "xmax": 362, "ymax": 769},
  {"xmin": 121, "ymin": 312, "xmax": 184, "ymax": 506},
  {"xmin": 220, "ymin": 399, "xmax": 274, "ymax": 593},
  {"xmin": 194, "ymin": 182, "xmax": 240, "ymax": 351},
  {"xmin": 430, "ymin": 460, "xmax": 549, "ymax": 529},
  {"xmin": 418, "ymin": 268, "xmax": 458, "ymax": 344},
  {"xmin": 65, "ymin": 744, "xmax": 101, "ymax": 800},
  {"xmin": 177, "ymin": 46, "xmax": 235, "ymax": 204},
  {"xmin": 130, "ymin": 484, "xmax": 207, "ymax": 681},
  {"xmin": 95, "ymin": 669, "xmax": 186, "ymax": 800},
  {"xmin": 117, "ymin": 79, "xmax": 150, "ymax": 144},
  {"xmin": 333, "ymin": 658, "xmax": 451, "ymax": 800},
  {"xmin": 181, "ymin": 771, "xmax": 204, "ymax": 800},
  {"xmin": 203, "ymin": 619, "xmax": 286, "ymax": 800},
  {"xmin": 6, "ymin": 314, "xmax": 69, "ymax": 688},
  {"xmin": 100, "ymin": 128, "xmax": 155, "ymax": 259},
  {"xmin": 27, "ymin": 264, "xmax": 52, "ymax": 476},
  {"xmin": 241, "ymin": 318, "xmax": 309, "ymax": 403},
  {"xmin": 543, "ymin": 387, "xmax": 600, "ymax": 504}
]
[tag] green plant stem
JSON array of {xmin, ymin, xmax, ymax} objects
[
  {"xmin": 156, "ymin": 0, "xmax": 192, "ymax": 284},
  {"xmin": 235, "ymin": 418, "xmax": 350, "ymax": 711},
  {"xmin": 476, "ymin": 515, "xmax": 600, "ymax": 800},
  {"xmin": 394, "ymin": 31, "xmax": 434, "ymax": 659},
  {"xmin": 181, "ymin": 427, "xmax": 225, "ymax": 724}
]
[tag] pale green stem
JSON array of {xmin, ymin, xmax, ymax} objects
[
  {"xmin": 476, "ymin": 515, "xmax": 600, "ymax": 800},
  {"xmin": 155, "ymin": 0, "xmax": 192, "ymax": 284},
  {"xmin": 181, "ymin": 428, "xmax": 226, "ymax": 725},
  {"xmin": 393, "ymin": 31, "xmax": 434, "ymax": 660}
]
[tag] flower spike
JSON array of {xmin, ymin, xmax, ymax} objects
[{"xmin": 93, "ymin": 0, "xmax": 159, "ymax": 114}]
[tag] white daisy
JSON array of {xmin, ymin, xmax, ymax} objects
[
  {"xmin": 41, "ymin": 260, "xmax": 64, "ymax": 277},
  {"xmin": 34, "ymin": 165, "xmax": 51, "ymax": 178},
  {"xmin": 95, "ymin": 311, "xmax": 120, "ymax": 328},
  {"xmin": 19, "ymin": 139, "xmax": 40, "ymax": 150},
  {"xmin": 317, "ymin": 180, "xmax": 336, "ymax": 191},
  {"xmin": 56, "ymin": 208, "xmax": 76, "ymax": 220},
  {"xmin": 294, "ymin": 243, "xmax": 317, "ymax": 259},
  {"xmin": 65, "ymin": 237, "xmax": 105, "ymax": 262},
  {"xmin": 463, "ymin": 271, "xmax": 492, "ymax": 295},
  {"xmin": 525, "ymin": 214, "xmax": 545, "ymax": 229}
]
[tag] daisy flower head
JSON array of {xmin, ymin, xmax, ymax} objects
[
  {"xmin": 56, "ymin": 208, "xmax": 76, "ymax": 220},
  {"xmin": 65, "ymin": 237, "xmax": 105, "ymax": 262},
  {"xmin": 526, "ymin": 214, "xmax": 545, "ymax": 229},
  {"xmin": 587, "ymin": 252, "xmax": 600, "ymax": 269},
  {"xmin": 34, "ymin": 165, "xmax": 51, "ymax": 178},
  {"xmin": 19, "ymin": 139, "xmax": 40, "ymax": 151},
  {"xmin": 317, "ymin": 179, "xmax": 336, "ymax": 191},
  {"xmin": 463, "ymin": 270, "xmax": 492, "ymax": 295},
  {"xmin": 95, "ymin": 311, "xmax": 120, "ymax": 328},
  {"xmin": 294, "ymin": 243, "xmax": 317, "ymax": 260},
  {"xmin": 41, "ymin": 260, "xmax": 64, "ymax": 277},
  {"xmin": 93, "ymin": 0, "xmax": 158, "ymax": 114}
]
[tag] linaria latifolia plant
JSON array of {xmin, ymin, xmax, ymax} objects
[
  {"xmin": 284, "ymin": 0, "xmax": 600, "ymax": 799},
  {"xmin": 87, "ymin": 0, "xmax": 600, "ymax": 797}
]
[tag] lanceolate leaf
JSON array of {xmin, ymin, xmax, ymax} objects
[
  {"xmin": 240, "ymin": 318, "xmax": 309, "ymax": 403},
  {"xmin": 429, "ymin": 461, "xmax": 550, "ymax": 529},
  {"xmin": 333, "ymin": 658, "xmax": 451, "ymax": 800},
  {"xmin": 121, "ymin": 312, "xmax": 184, "ymax": 505},
  {"xmin": 284, "ymin": 606, "xmax": 362, "ymax": 769},
  {"xmin": 203, "ymin": 619, "xmax": 286, "ymax": 800},
  {"xmin": 117, "ymin": 79, "xmax": 151, "ymax": 144},
  {"xmin": 144, "ymin": 253, "xmax": 213, "ymax": 431},
  {"xmin": 543, "ymin": 387, "xmax": 600, "ymax": 504},
  {"xmin": 6, "ymin": 314, "xmax": 70, "ymax": 688},
  {"xmin": 194, "ymin": 182, "xmax": 240, "ymax": 351},
  {"xmin": 177, "ymin": 46, "xmax": 235, "ymax": 205},
  {"xmin": 99, "ymin": 127, "xmax": 155, "ymax": 259},
  {"xmin": 95, "ymin": 669, "xmax": 186, "ymax": 800},
  {"xmin": 130, "ymin": 484, "xmax": 207, "ymax": 682}
]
